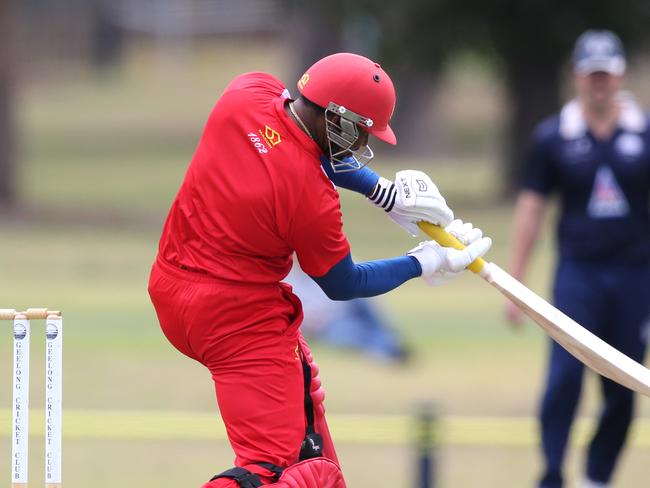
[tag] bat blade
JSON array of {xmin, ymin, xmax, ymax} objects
[
  {"xmin": 417, "ymin": 221, "xmax": 650, "ymax": 397},
  {"xmin": 486, "ymin": 263, "xmax": 650, "ymax": 396}
]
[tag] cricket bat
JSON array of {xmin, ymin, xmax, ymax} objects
[{"xmin": 418, "ymin": 221, "xmax": 650, "ymax": 397}]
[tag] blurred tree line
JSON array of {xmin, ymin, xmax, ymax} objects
[
  {"xmin": 290, "ymin": 0, "xmax": 650, "ymax": 196},
  {"xmin": 2, "ymin": 0, "xmax": 650, "ymax": 210}
]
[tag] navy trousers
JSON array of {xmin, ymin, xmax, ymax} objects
[{"xmin": 538, "ymin": 260, "xmax": 650, "ymax": 488}]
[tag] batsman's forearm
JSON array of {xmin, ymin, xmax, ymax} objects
[{"xmin": 311, "ymin": 253, "xmax": 421, "ymax": 300}]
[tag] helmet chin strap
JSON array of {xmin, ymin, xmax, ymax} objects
[{"xmin": 324, "ymin": 103, "xmax": 374, "ymax": 173}]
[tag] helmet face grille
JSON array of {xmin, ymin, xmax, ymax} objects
[{"xmin": 325, "ymin": 102, "xmax": 374, "ymax": 173}]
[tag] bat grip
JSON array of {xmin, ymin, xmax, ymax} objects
[{"xmin": 418, "ymin": 221, "xmax": 486, "ymax": 274}]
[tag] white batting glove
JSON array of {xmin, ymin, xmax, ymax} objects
[
  {"xmin": 407, "ymin": 219, "xmax": 492, "ymax": 286},
  {"xmin": 368, "ymin": 170, "xmax": 454, "ymax": 236}
]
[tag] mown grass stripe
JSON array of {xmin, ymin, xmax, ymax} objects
[{"xmin": 1, "ymin": 409, "xmax": 649, "ymax": 448}]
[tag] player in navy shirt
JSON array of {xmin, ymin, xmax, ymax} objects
[{"xmin": 506, "ymin": 31, "xmax": 650, "ymax": 488}]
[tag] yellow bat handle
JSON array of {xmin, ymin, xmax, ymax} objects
[{"xmin": 417, "ymin": 221, "xmax": 486, "ymax": 274}]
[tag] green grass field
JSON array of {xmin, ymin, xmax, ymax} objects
[{"xmin": 1, "ymin": 40, "xmax": 649, "ymax": 487}]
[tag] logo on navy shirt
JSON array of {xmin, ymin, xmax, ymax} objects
[
  {"xmin": 587, "ymin": 166, "xmax": 629, "ymax": 218},
  {"xmin": 615, "ymin": 132, "xmax": 644, "ymax": 159},
  {"xmin": 563, "ymin": 137, "xmax": 592, "ymax": 162}
]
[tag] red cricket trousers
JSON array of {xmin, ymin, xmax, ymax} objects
[{"xmin": 148, "ymin": 258, "xmax": 340, "ymax": 475}]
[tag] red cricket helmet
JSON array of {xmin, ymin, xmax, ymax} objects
[{"xmin": 298, "ymin": 52, "xmax": 397, "ymax": 146}]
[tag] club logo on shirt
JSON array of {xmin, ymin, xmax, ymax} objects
[
  {"xmin": 261, "ymin": 126, "xmax": 282, "ymax": 147},
  {"xmin": 587, "ymin": 166, "xmax": 629, "ymax": 218},
  {"xmin": 247, "ymin": 126, "xmax": 281, "ymax": 154}
]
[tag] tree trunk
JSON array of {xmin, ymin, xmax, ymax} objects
[
  {"xmin": 0, "ymin": 0, "xmax": 16, "ymax": 210},
  {"xmin": 501, "ymin": 62, "xmax": 562, "ymax": 198}
]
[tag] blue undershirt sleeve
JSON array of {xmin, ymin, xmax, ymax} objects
[
  {"xmin": 320, "ymin": 156, "xmax": 380, "ymax": 196},
  {"xmin": 311, "ymin": 252, "xmax": 422, "ymax": 300}
]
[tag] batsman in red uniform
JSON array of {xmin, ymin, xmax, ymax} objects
[{"xmin": 148, "ymin": 53, "xmax": 491, "ymax": 487}]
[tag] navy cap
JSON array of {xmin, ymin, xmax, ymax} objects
[{"xmin": 572, "ymin": 30, "xmax": 626, "ymax": 75}]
